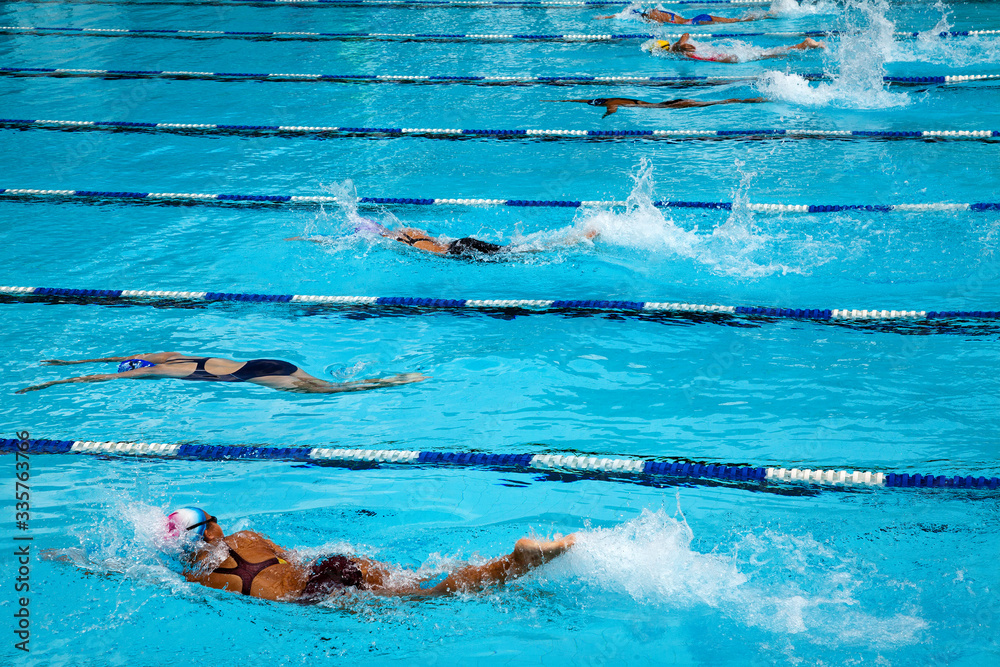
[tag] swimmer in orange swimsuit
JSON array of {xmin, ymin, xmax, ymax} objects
[
  {"xmin": 164, "ymin": 508, "xmax": 576, "ymax": 602},
  {"xmin": 551, "ymin": 96, "xmax": 767, "ymax": 117},
  {"xmin": 16, "ymin": 352, "xmax": 426, "ymax": 394},
  {"xmin": 597, "ymin": 7, "xmax": 772, "ymax": 25},
  {"xmin": 654, "ymin": 33, "xmax": 825, "ymax": 63}
]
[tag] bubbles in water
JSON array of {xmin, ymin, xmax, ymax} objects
[
  {"xmin": 759, "ymin": 0, "xmax": 910, "ymax": 109},
  {"xmin": 546, "ymin": 508, "xmax": 928, "ymax": 647}
]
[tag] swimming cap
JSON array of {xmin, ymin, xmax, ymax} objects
[
  {"xmin": 166, "ymin": 507, "xmax": 213, "ymax": 540},
  {"xmin": 655, "ymin": 40, "xmax": 670, "ymax": 50},
  {"xmin": 118, "ymin": 359, "xmax": 156, "ymax": 373},
  {"xmin": 353, "ymin": 218, "xmax": 388, "ymax": 235}
]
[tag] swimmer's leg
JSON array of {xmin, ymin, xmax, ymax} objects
[
  {"xmin": 410, "ymin": 534, "xmax": 576, "ymax": 596},
  {"xmin": 253, "ymin": 370, "xmax": 428, "ymax": 394},
  {"xmin": 247, "ymin": 369, "xmax": 427, "ymax": 394},
  {"xmin": 653, "ymin": 97, "xmax": 767, "ymax": 109}
]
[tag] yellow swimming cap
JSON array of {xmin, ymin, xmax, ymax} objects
[{"xmin": 655, "ymin": 40, "xmax": 670, "ymax": 49}]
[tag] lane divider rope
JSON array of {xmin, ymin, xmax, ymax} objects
[
  {"xmin": 2, "ymin": 284, "xmax": 996, "ymax": 321},
  {"xmin": 2, "ymin": 65, "xmax": 993, "ymax": 86},
  {"xmin": 1, "ymin": 187, "xmax": 997, "ymax": 213},
  {"xmin": 2, "ymin": 117, "xmax": 996, "ymax": 141},
  {"xmin": 3, "ymin": 25, "xmax": 997, "ymax": 42},
  {"xmin": 1, "ymin": 438, "xmax": 995, "ymax": 490}
]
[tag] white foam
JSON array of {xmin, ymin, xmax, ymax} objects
[
  {"xmin": 570, "ymin": 159, "xmax": 827, "ymax": 278},
  {"xmin": 544, "ymin": 508, "xmax": 927, "ymax": 646}
]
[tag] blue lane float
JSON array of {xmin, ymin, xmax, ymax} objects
[
  {"xmin": 0, "ymin": 187, "xmax": 994, "ymax": 214},
  {"xmin": 1, "ymin": 438, "xmax": 996, "ymax": 491},
  {"xmin": 4, "ymin": 24, "xmax": 997, "ymax": 42},
  {"xmin": 2, "ymin": 65, "xmax": 995, "ymax": 87},
  {"xmin": 2, "ymin": 117, "xmax": 996, "ymax": 142},
  {"xmin": 2, "ymin": 284, "xmax": 997, "ymax": 322}
]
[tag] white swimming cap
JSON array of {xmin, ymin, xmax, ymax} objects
[{"xmin": 165, "ymin": 507, "xmax": 213, "ymax": 540}]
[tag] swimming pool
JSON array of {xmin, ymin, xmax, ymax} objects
[{"xmin": 1, "ymin": 0, "xmax": 998, "ymax": 664}]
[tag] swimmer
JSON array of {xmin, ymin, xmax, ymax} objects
[
  {"xmin": 289, "ymin": 223, "xmax": 598, "ymax": 258},
  {"xmin": 653, "ymin": 33, "xmax": 824, "ymax": 63},
  {"xmin": 597, "ymin": 7, "xmax": 772, "ymax": 25},
  {"xmin": 16, "ymin": 353, "xmax": 426, "ymax": 394},
  {"xmin": 551, "ymin": 96, "xmax": 767, "ymax": 117},
  {"xmin": 164, "ymin": 507, "xmax": 576, "ymax": 601}
]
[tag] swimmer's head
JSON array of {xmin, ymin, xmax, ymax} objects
[
  {"xmin": 353, "ymin": 218, "xmax": 387, "ymax": 235},
  {"xmin": 165, "ymin": 507, "xmax": 216, "ymax": 542},
  {"xmin": 118, "ymin": 359, "xmax": 155, "ymax": 373},
  {"xmin": 655, "ymin": 40, "xmax": 671, "ymax": 50}
]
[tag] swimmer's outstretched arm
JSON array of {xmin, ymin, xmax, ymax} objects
[
  {"xmin": 758, "ymin": 37, "xmax": 825, "ymax": 59},
  {"xmin": 39, "ymin": 352, "xmax": 180, "ymax": 365},
  {"xmin": 376, "ymin": 534, "xmax": 576, "ymax": 597},
  {"xmin": 15, "ymin": 367, "xmax": 159, "ymax": 394}
]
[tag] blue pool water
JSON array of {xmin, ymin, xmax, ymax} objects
[{"xmin": 1, "ymin": 0, "xmax": 999, "ymax": 664}]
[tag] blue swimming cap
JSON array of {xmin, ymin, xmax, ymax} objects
[
  {"xmin": 118, "ymin": 359, "xmax": 156, "ymax": 373},
  {"xmin": 166, "ymin": 507, "xmax": 213, "ymax": 540}
]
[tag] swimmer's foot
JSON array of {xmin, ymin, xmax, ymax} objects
[{"xmin": 365, "ymin": 372, "xmax": 428, "ymax": 386}]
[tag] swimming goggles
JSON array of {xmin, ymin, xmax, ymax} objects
[{"xmin": 186, "ymin": 515, "xmax": 217, "ymax": 532}]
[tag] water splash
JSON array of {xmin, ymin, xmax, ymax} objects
[
  {"xmin": 758, "ymin": 0, "xmax": 910, "ymax": 108},
  {"xmin": 544, "ymin": 509, "xmax": 928, "ymax": 647},
  {"xmin": 890, "ymin": 1, "xmax": 1000, "ymax": 66},
  {"xmin": 595, "ymin": 0, "xmax": 643, "ymax": 21},
  {"xmin": 768, "ymin": 0, "xmax": 840, "ymax": 18},
  {"xmin": 571, "ymin": 159, "xmax": 830, "ymax": 278},
  {"xmin": 43, "ymin": 502, "xmax": 201, "ymax": 597}
]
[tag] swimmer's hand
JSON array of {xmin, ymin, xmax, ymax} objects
[
  {"xmin": 16, "ymin": 382, "xmax": 52, "ymax": 394},
  {"xmin": 41, "ymin": 359, "xmax": 77, "ymax": 365},
  {"xmin": 286, "ymin": 235, "xmax": 329, "ymax": 244}
]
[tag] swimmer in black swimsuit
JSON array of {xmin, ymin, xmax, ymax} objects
[
  {"xmin": 290, "ymin": 224, "xmax": 599, "ymax": 259},
  {"xmin": 172, "ymin": 510, "xmax": 576, "ymax": 602},
  {"xmin": 550, "ymin": 96, "xmax": 767, "ymax": 117},
  {"xmin": 16, "ymin": 352, "xmax": 426, "ymax": 394}
]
